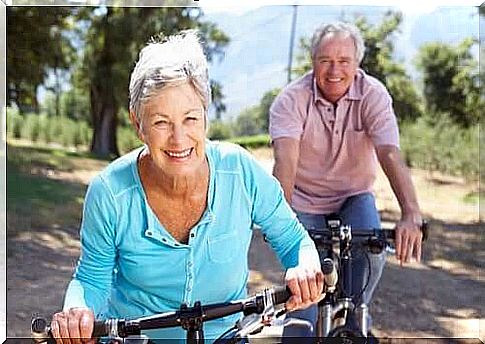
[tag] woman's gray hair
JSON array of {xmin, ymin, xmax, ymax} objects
[
  {"xmin": 129, "ymin": 30, "xmax": 211, "ymax": 122},
  {"xmin": 311, "ymin": 22, "xmax": 365, "ymax": 64}
]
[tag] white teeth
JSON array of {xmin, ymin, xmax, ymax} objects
[
  {"xmin": 165, "ymin": 148, "xmax": 192, "ymax": 158},
  {"xmin": 327, "ymin": 78, "xmax": 342, "ymax": 82}
]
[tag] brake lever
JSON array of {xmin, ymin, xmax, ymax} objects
[{"xmin": 271, "ymin": 317, "xmax": 314, "ymax": 332}]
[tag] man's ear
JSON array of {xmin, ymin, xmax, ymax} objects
[{"xmin": 129, "ymin": 111, "xmax": 144, "ymax": 141}]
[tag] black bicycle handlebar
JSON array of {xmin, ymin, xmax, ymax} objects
[
  {"xmin": 31, "ymin": 286, "xmax": 292, "ymax": 343},
  {"xmin": 308, "ymin": 221, "xmax": 428, "ymax": 243}
]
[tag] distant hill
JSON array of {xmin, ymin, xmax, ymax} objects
[{"xmin": 204, "ymin": 5, "xmax": 479, "ymax": 119}]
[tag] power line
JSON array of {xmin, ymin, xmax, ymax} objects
[{"xmin": 287, "ymin": 5, "xmax": 298, "ymax": 84}]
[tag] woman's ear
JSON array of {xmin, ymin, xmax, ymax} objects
[{"xmin": 129, "ymin": 110, "xmax": 145, "ymax": 141}]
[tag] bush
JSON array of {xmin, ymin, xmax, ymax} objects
[
  {"xmin": 22, "ymin": 113, "xmax": 42, "ymax": 142},
  {"xmin": 6, "ymin": 107, "xmax": 23, "ymax": 139},
  {"xmin": 208, "ymin": 120, "xmax": 233, "ymax": 140},
  {"xmin": 229, "ymin": 134, "xmax": 271, "ymax": 149},
  {"xmin": 400, "ymin": 115, "xmax": 478, "ymax": 181},
  {"xmin": 118, "ymin": 126, "xmax": 142, "ymax": 154}
]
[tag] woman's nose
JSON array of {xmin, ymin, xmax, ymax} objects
[{"xmin": 170, "ymin": 124, "xmax": 185, "ymax": 142}]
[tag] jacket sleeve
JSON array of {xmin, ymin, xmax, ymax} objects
[
  {"xmin": 239, "ymin": 149, "xmax": 317, "ymax": 269},
  {"xmin": 63, "ymin": 175, "xmax": 118, "ymax": 316}
]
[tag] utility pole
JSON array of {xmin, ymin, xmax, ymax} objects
[{"xmin": 287, "ymin": 5, "xmax": 298, "ymax": 84}]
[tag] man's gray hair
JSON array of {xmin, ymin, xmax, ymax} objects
[
  {"xmin": 129, "ymin": 30, "xmax": 211, "ymax": 121},
  {"xmin": 311, "ymin": 22, "xmax": 365, "ymax": 64}
]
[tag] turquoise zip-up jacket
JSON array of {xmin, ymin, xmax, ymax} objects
[{"xmin": 63, "ymin": 141, "xmax": 316, "ymax": 341}]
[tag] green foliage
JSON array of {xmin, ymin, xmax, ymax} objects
[
  {"xmin": 233, "ymin": 107, "xmax": 265, "ymax": 137},
  {"xmin": 207, "ymin": 120, "xmax": 233, "ymax": 140},
  {"xmin": 79, "ymin": 7, "xmax": 229, "ymax": 156},
  {"xmin": 6, "ymin": 107, "xmax": 23, "ymax": 139},
  {"xmin": 228, "ymin": 134, "xmax": 271, "ymax": 149},
  {"xmin": 233, "ymin": 88, "xmax": 281, "ymax": 137},
  {"xmin": 400, "ymin": 115, "xmax": 478, "ymax": 181},
  {"xmin": 22, "ymin": 114, "xmax": 42, "ymax": 142},
  {"xmin": 293, "ymin": 11, "xmax": 423, "ymax": 123},
  {"xmin": 117, "ymin": 126, "xmax": 143, "ymax": 155},
  {"xmin": 258, "ymin": 88, "xmax": 281, "ymax": 132},
  {"xmin": 6, "ymin": 107, "xmax": 93, "ymax": 149},
  {"xmin": 7, "ymin": 7, "xmax": 75, "ymax": 112},
  {"xmin": 416, "ymin": 38, "xmax": 482, "ymax": 128}
]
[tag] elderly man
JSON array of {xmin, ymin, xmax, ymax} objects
[{"xmin": 270, "ymin": 22, "xmax": 423, "ymax": 338}]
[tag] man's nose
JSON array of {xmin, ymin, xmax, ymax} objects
[{"xmin": 328, "ymin": 61, "xmax": 338, "ymax": 72}]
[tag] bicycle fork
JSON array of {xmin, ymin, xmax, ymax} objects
[{"xmin": 317, "ymin": 300, "xmax": 369, "ymax": 337}]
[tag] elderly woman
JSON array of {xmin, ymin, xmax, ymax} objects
[{"xmin": 50, "ymin": 30, "xmax": 323, "ymax": 343}]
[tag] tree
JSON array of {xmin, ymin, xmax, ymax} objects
[
  {"xmin": 7, "ymin": 7, "xmax": 74, "ymax": 113},
  {"xmin": 416, "ymin": 38, "xmax": 482, "ymax": 128},
  {"xmin": 292, "ymin": 11, "xmax": 423, "ymax": 123},
  {"xmin": 233, "ymin": 107, "xmax": 264, "ymax": 137},
  {"xmin": 77, "ymin": 7, "xmax": 229, "ymax": 156},
  {"xmin": 232, "ymin": 88, "xmax": 280, "ymax": 137}
]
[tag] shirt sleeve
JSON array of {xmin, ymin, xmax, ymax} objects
[
  {"xmin": 238, "ymin": 149, "xmax": 317, "ymax": 269},
  {"xmin": 361, "ymin": 84, "xmax": 400, "ymax": 148},
  {"xmin": 63, "ymin": 175, "xmax": 118, "ymax": 316},
  {"xmin": 269, "ymin": 88, "xmax": 306, "ymax": 141}
]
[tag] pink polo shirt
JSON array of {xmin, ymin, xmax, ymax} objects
[{"xmin": 269, "ymin": 69, "xmax": 399, "ymax": 214}]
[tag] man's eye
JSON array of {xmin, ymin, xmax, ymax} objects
[
  {"xmin": 154, "ymin": 120, "xmax": 169, "ymax": 126},
  {"xmin": 186, "ymin": 117, "xmax": 199, "ymax": 122}
]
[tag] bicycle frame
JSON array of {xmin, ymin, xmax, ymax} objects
[
  {"xmin": 309, "ymin": 218, "xmax": 388, "ymax": 338},
  {"xmin": 309, "ymin": 217, "xmax": 427, "ymax": 339}
]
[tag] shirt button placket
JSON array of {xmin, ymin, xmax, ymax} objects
[{"xmin": 184, "ymin": 250, "xmax": 195, "ymax": 304}]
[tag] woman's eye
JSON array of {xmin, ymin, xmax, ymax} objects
[{"xmin": 154, "ymin": 120, "xmax": 169, "ymax": 126}]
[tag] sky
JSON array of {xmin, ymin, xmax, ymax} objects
[{"xmin": 200, "ymin": 0, "xmax": 483, "ymax": 15}]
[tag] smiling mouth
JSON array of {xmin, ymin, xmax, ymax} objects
[
  {"xmin": 326, "ymin": 77, "xmax": 344, "ymax": 83},
  {"xmin": 164, "ymin": 148, "xmax": 193, "ymax": 159}
]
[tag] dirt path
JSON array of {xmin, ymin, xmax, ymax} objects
[{"xmin": 6, "ymin": 152, "xmax": 483, "ymax": 341}]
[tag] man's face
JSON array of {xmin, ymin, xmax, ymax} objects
[{"xmin": 313, "ymin": 33, "xmax": 359, "ymax": 104}]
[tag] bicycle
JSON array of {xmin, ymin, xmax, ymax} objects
[
  {"xmin": 302, "ymin": 215, "xmax": 428, "ymax": 340},
  {"xmin": 31, "ymin": 219, "xmax": 427, "ymax": 344},
  {"xmin": 31, "ymin": 283, "xmax": 323, "ymax": 344}
]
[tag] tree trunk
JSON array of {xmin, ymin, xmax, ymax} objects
[
  {"xmin": 89, "ymin": 8, "xmax": 119, "ymax": 157},
  {"xmin": 90, "ymin": 85, "xmax": 119, "ymax": 157}
]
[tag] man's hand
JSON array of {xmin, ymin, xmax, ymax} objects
[
  {"xmin": 284, "ymin": 264, "xmax": 324, "ymax": 311},
  {"xmin": 395, "ymin": 214, "xmax": 423, "ymax": 265}
]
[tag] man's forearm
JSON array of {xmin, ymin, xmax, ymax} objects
[
  {"xmin": 377, "ymin": 145, "xmax": 421, "ymax": 219},
  {"xmin": 272, "ymin": 138, "xmax": 300, "ymax": 204},
  {"xmin": 273, "ymin": 160, "xmax": 297, "ymax": 203}
]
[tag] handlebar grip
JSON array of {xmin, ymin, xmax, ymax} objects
[
  {"xmin": 272, "ymin": 286, "xmax": 291, "ymax": 305},
  {"xmin": 31, "ymin": 317, "xmax": 109, "ymax": 342},
  {"xmin": 31, "ymin": 317, "xmax": 51, "ymax": 343},
  {"xmin": 92, "ymin": 320, "xmax": 109, "ymax": 337},
  {"xmin": 421, "ymin": 220, "xmax": 428, "ymax": 241}
]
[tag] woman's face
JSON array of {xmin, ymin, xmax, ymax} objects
[{"xmin": 135, "ymin": 82, "xmax": 207, "ymax": 177}]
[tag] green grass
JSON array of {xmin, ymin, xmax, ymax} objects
[
  {"xmin": 462, "ymin": 191, "xmax": 481, "ymax": 205},
  {"xmin": 6, "ymin": 143, "xmax": 102, "ymax": 237},
  {"xmin": 228, "ymin": 134, "xmax": 271, "ymax": 149}
]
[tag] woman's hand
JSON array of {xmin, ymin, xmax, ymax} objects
[
  {"xmin": 50, "ymin": 308, "xmax": 96, "ymax": 344},
  {"xmin": 284, "ymin": 263, "xmax": 324, "ymax": 311}
]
